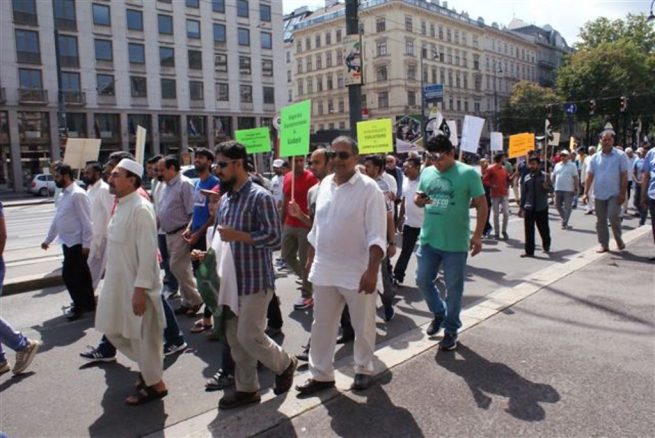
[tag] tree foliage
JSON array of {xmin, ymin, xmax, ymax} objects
[{"xmin": 498, "ymin": 81, "xmax": 563, "ymax": 135}]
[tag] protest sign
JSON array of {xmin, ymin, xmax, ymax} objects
[
  {"xmin": 460, "ymin": 116, "xmax": 485, "ymax": 153},
  {"xmin": 357, "ymin": 118, "xmax": 393, "ymax": 154},
  {"xmin": 490, "ymin": 132, "xmax": 503, "ymax": 152},
  {"xmin": 235, "ymin": 127, "xmax": 272, "ymax": 154},
  {"xmin": 279, "ymin": 100, "xmax": 311, "ymax": 158},
  {"xmin": 508, "ymin": 133, "xmax": 535, "ymax": 158},
  {"xmin": 63, "ymin": 138, "xmax": 101, "ymax": 169}
]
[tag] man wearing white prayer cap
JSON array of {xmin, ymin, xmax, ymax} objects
[{"xmin": 95, "ymin": 158, "xmax": 168, "ymax": 405}]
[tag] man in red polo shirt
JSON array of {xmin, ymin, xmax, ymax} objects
[
  {"xmin": 483, "ymin": 152, "xmax": 511, "ymax": 240},
  {"xmin": 282, "ymin": 155, "xmax": 318, "ymax": 310}
]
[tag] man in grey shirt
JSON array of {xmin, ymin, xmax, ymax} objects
[{"xmin": 157, "ymin": 155, "xmax": 203, "ymax": 316}]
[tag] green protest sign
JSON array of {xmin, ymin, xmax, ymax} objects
[
  {"xmin": 357, "ymin": 118, "xmax": 393, "ymax": 154},
  {"xmin": 279, "ymin": 100, "xmax": 311, "ymax": 157},
  {"xmin": 235, "ymin": 127, "xmax": 271, "ymax": 154}
]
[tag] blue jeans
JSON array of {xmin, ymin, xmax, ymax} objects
[
  {"xmin": 0, "ymin": 257, "xmax": 29, "ymax": 362},
  {"xmin": 415, "ymin": 244, "xmax": 468, "ymax": 335}
]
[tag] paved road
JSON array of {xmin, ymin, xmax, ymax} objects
[{"xmin": 0, "ymin": 203, "xmax": 647, "ymax": 437}]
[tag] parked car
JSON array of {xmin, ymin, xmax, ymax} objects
[
  {"xmin": 30, "ymin": 174, "xmax": 85, "ymax": 196},
  {"xmin": 181, "ymin": 165, "xmax": 199, "ymax": 185}
]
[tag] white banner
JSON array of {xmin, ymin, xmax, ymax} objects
[
  {"xmin": 548, "ymin": 132, "xmax": 561, "ymax": 146},
  {"xmin": 490, "ymin": 132, "xmax": 503, "ymax": 151},
  {"xmin": 395, "ymin": 138, "xmax": 422, "ymax": 154},
  {"xmin": 63, "ymin": 138, "xmax": 101, "ymax": 169},
  {"xmin": 460, "ymin": 115, "xmax": 485, "ymax": 153},
  {"xmin": 135, "ymin": 125, "xmax": 147, "ymax": 165},
  {"xmin": 446, "ymin": 120, "xmax": 458, "ymax": 146}
]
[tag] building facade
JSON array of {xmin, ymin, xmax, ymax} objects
[
  {"xmin": 289, "ymin": 0, "xmax": 540, "ymax": 139},
  {"xmin": 0, "ymin": 0, "xmax": 285, "ymax": 193}
]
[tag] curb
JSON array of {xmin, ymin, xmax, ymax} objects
[
  {"xmin": 2, "ymin": 199, "xmax": 55, "ymax": 208},
  {"xmin": 2, "ymin": 271, "xmax": 64, "ymax": 296}
]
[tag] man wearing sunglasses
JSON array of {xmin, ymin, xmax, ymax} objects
[
  {"xmin": 414, "ymin": 135, "xmax": 488, "ymax": 351},
  {"xmin": 296, "ymin": 136, "xmax": 387, "ymax": 395}
]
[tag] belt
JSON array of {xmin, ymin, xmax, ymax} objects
[{"xmin": 166, "ymin": 225, "xmax": 187, "ymax": 235}]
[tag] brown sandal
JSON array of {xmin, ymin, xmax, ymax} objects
[{"xmin": 125, "ymin": 385, "xmax": 168, "ymax": 406}]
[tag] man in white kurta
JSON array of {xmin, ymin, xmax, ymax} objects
[
  {"xmin": 95, "ymin": 159, "xmax": 166, "ymax": 401},
  {"xmin": 84, "ymin": 162, "xmax": 114, "ymax": 289}
]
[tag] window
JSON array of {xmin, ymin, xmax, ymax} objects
[
  {"xmin": 12, "ymin": 0, "xmax": 37, "ymax": 25},
  {"xmin": 238, "ymin": 28, "xmax": 250, "ymax": 46},
  {"xmin": 130, "ymin": 76, "xmax": 147, "ymax": 97},
  {"xmin": 92, "ymin": 3, "xmax": 110, "ymax": 26},
  {"xmin": 189, "ymin": 81, "xmax": 203, "ymax": 100},
  {"xmin": 338, "ymin": 99, "xmax": 344, "ymax": 112},
  {"xmin": 96, "ymin": 74, "xmax": 114, "ymax": 96},
  {"xmin": 327, "ymin": 99, "xmax": 334, "ymax": 113},
  {"xmin": 407, "ymin": 91, "xmax": 416, "ymax": 106},
  {"xmin": 286, "ymin": 51, "xmax": 290, "ymax": 63},
  {"xmin": 188, "ymin": 50, "xmax": 202, "ymax": 70},
  {"xmin": 53, "ymin": 0, "xmax": 76, "ymax": 30},
  {"xmin": 336, "ymin": 29, "xmax": 342, "ymax": 42},
  {"xmin": 94, "ymin": 39, "xmax": 112, "ymax": 61},
  {"xmin": 240, "ymin": 85, "xmax": 252, "ymax": 103},
  {"xmin": 376, "ymin": 17, "xmax": 385, "ymax": 33},
  {"xmin": 58, "ymin": 34, "xmax": 79, "ymax": 67},
  {"xmin": 158, "ymin": 15, "xmax": 173, "ymax": 34},
  {"xmin": 18, "ymin": 68, "xmax": 42, "ymax": 89},
  {"xmin": 128, "ymin": 43, "xmax": 145, "ymax": 64},
  {"xmin": 15, "ymin": 30, "xmax": 40, "ymax": 64},
  {"xmin": 239, "ymin": 56, "xmax": 251, "ymax": 75},
  {"xmin": 378, "ymin": 92, "xmax": 388, "ymax": 109},
  {"xmin": 447, "ymin": 28, "xmax": 452, "ymax": 42},
  {"xmin": 186, "ymin": 0, "xmax": 199, "ymax": 7},
  {"xmin": 213, "ymin": 23, "xmax": 226, "ymax": 43},
  {"xmin": 337, "ymin": 73, "xmax": 344, "ymax": 88},
  {"xmin": 161, "ymin": 79, "xmax": 176, "ymax": 99},
  {"xmin": 326, "ymin": 52, "xmax": 332, "ymax": 67},
  {"xmin": 405, "ymin": 16, "xmax": 413, "ymax": 32},
  {"xmin": 288, "ymin": 89, "xmax": 292, "ymax": 102},
  {"xmin": 315, "ymin": 35, "xmax": 321, "ymax": 48},
  {"xmin": 407, "ymin": 64, "xmax": 416, "ymax": 80},
  {"xmin": 336, "ymin": 49, "xmax": 343, "ymax": 65},
  {"xmin": 430, "ymin": 23, "xmax": 435, "ymax": 37},
  {"xmin": 187, "ymin": 20, "xmax": 200, "ymax": 39},
  {"xmin": 438, "ymin": 26, "xmax": 443, "ymax": 40},
  {"xmin": 215, "ymin": 53, "xmax": 228, "ymax": 72},
  {"xmin": 262, "ymin": 59, "xmax": 273, "ymax": 76},
  {"xmin": 237, "ymin": 0, "xmax": 249, "ymax": 17},
  {"xmin": 327, "ymin": 74, "xmax": 333, "ymax": 89},
  {"xmin": 212, "ymin": 0, "xmax": 225, "ymax": 12},
  {"xmin": 94, "ymin": 114, "xmax": 119, "ymax": 139},
  {"xmin": 325, "ymin": 31, "xmax": 331, "ymax": 45},
  {"xmin": 316, "ymin": 75, "xmax": 323, "ymax": 91},
  {"xmin": 376, "ymin": 40, "xmax": 387, "ymax": 57},
  {"xmin": 287, "ymin": 70, "xmax": 291, "ymax": 82},
  {"xmin": 316, "ymin": 54, "xmax": 322, "ymax": 69},
  {"xmin": 160, "ymin": 46, "xmax": 174, "ymax": 67},
  {"xmin": 263, "ymin": 86, "xmax": 274, "ymax": 104},
  {"xmin": 126, "ymin": 9, "xmax": 143, "ymax": 31},
  {"xmin": 305, "ymin": 37, "xmax": 311, "ymax": 51},
  {"xmin": 376, "ymin": 66, "xmax": 387, "ymax": 81},
  {"xmin": 306, "ymin": 77, "xmax": 313, "ymax": 94},
  {"xmin": 296, "ymin": 41, "xmax": 302, "ymax": 53},
  {"xmin": 260, "ymin": 4, "xmax": 271, "ymax": 21},
  {"xmin": 405, "ymin": 39, "xmax": 414, "ymax": 56},
  {"xmin": 297, "ymin": 82, "xmax": 303, "ymax": 96},
  {"xmin": 216, "ymin": 83, "xmax": 229, "ymax": 101},
  {"xmin": 261, "ymin": 32, "xmax": 272, "ymax": 49},
  {"xmin": 306, "ymin": 57, "xmax": 312, "ymax": 72}
]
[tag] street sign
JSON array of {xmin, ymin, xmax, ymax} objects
[
  {"xmin": 564, "ymin": 103, "xmax": 577, "ymax": 115},
  {"xmin": 423, "ymin": 84, "xmax": 443, "ymax": 103}
]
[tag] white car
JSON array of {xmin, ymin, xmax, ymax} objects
[
  {"xmin": 30, "ymin": 174, "xmax": 55, "ymax": 196},
  {"xmin": 181, "ymin": 165, "xmax": 199, "ymax": 185}
]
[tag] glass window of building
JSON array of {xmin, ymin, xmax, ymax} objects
[
  {"xmin": 405, "ymin": 39, "xmax": 414, "ymax": 56},
  {"xmin": 336, "ymin": 29, "xmax": 342, "ymax": 42},
  {"xmin": 216, "ymin": 83, "xmax": 229, "ymax": 101},
  {"xmin": 326, "ymin": 52, "xmax": 332, "ymax": 67},
  {"xmin": 406, "ymin": 64, "xmax": 416, "ymax": 80},
  {"xmin": 188, "ymin": 50, "xmax": 202, "ymax": 70},
  {"xmin": 215, "ymin": 53, "xmax": 228, "ymax": 72},
  {"xmin": 213, "ymin": 23, "xmax": 226, "ymax": 42},
  {"xmin": 262, "ymin": 59, "xmax": 273, "ymax": 76},
  {"xmin": 376, "ymin": 18, "xmax": 385, "ymax": 33},
  {"xmin": 126, "ymin": 9, "xmax": 143, "ymax": 31},
  {"xmin": 130, "ymin": 76, "xmax": 147, "ymax": 97},
  {"xmin": 212, "ymin": 0, "xmax": 225, "ymax": 13},
  {"xmin": 315, "ymin": 53, "xmax": 322, "ymax": 69},
  {"xmin": 238, "ymin": 28, "xmax": 250, "ymax": 46},
  {"xmin": 161, "ymin": 79, "xmax": 176, "ymax": 99},
  {"xmin": 407, "ymin": 90, "xmax": 416, "ymax": 106},
  {"xmin": 94, "ymin": 39, "xmax": 112, "ymax": 61},
  {"xmin": 260, "ymin": 4, "xmax": 271, "ymax": 21},
  {"xmin": 404, "ymin": 16, "xmax": 412, "ymax": 32},
  {"xmin": 53, "ymin": 0, "xmax": 76, "ymax": 30},
  {"xmin": 159, "ymin": 115, "xmax": 180, "ymax": 140},
  {"xmin": 189, "ymin": 81, "xmax": 204, "ymax": 100},
  {"xmin": 96, "ymin": 74, "xmax": 115, "ymax": 95},
  {"xmin": 94, "ymin": 114, "xmax": 120, "ymax": 140},
  {"xmin": 66, "ymin": 113, "xmax": 87, "ymax": 137},
  {"xmin": 187, "ymin": 116, "xmax": 206, "ymax": 138},
  {"xmin": 160, "ymin": 46, "xmax": 174, "ymax": 67},
  {"xmin": 158, "ymin": 14, "xmax": 173, "ymax": 34},
  {"xmin": 92, "ymin": 3, "xmax": 111, "ymax": 26},
  {"xmin": 261, "ymin": 32, "xmax": 272, "ymax": 49},
  {"xmin": 376, "ymin": 40, "xmax": 387, "ymax": 56},
  {"xmin": 237, "ymin": 117, "xmax": 255, "ymax": 130},
  {"xmin": 187, "ymin": 19, "xmax": 200, "ymax": 39},
  {"xmin": 15, "ymin": 30, "xmax": 41, "ymax": 64},
  {"xmin": 376, "ymin": 66, "xmax": 387, "ymax": 81},
  {"xmin": 58, "ymin": 34, "xmax": 79, "ymax": 67},
  {"xmin": 263, "ymin": 86, "xmax": 274, "ymax": 104},
  {"xmin": 186, "ymin": 0, "xmax": 199, "ymax": 7},
  {"xmin": 239, "ymin": 56, "xmax": 251, "ymax": 75},
  {"xmin": 128, "ymin": 43, "xmax": 145, "ymax": 63},
  {"xmin": 378, "ymin": 91, "xmax": 388, "ymax": 108},
  {"xmin": 240, "ymin": 85, "xmax": 252, "ymax": 103},
  {"xmin": 18, "ymin": 68, "xmax": 42, "ymax": 89},
  {"xmin": 315, "ymin": 34, "xmax": 321, "ymax": 48},
  {"xmin": 237, "ymin": 0, "xmax": 249, "ymax": 17},
  {"xmin": 61, "ymin": 71, "xmax": 80, "ymax": 91},
  {"xmin": 325, "ymin": 31, "xmax": 331, "ymax": 45},
  {"xmin": 12, "ymin": 0, "xmax": 38, "ymax": 25}
]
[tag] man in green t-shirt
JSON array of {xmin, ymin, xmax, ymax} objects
[{"xmin": 415, "ymin": 135, "xmax": 488, "ymax": 351}]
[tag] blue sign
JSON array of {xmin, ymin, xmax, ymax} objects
[
  {"xmin": 423, "ymin": 84, "xmax": 443, "ymax": 103},
  {"xmin": 564, "ymin": 103, "xmax": 577, "ymax": 115}
]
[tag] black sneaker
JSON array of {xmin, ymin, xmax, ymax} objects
[
  {"xmin": 80, "ymin": 346, "xmax": 116, "ymax": 363},
  {"xmin": 383, "ymin": 304, "xmax": 395, "ymax": 322},
  {"xmin": 164, "ymin": 341, "xmax": 187, "ymax": 356},
  {"xmin": 439, "ymin": 332, "xmax": 458, "ymax": 351},
  {"xmin": 426, "ymin": 317, "xmax": 443, "ymax": 336}
]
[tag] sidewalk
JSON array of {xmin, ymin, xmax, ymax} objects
[{"xmin": 154, "ymin": 229, "xmax": 654, "ymax": 437}]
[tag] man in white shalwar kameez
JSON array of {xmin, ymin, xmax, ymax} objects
[
  {"xmin": 84, "ymin": 162, "xmax": 114, "ymax": 289},
  {"xmin": 95, "ymin": 159, "xmax": 168, "ymax": 406}
]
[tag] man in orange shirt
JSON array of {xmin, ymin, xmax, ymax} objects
[{"xmin": 482, "ymin": 153, "xmax": 511, "ymax": 240}]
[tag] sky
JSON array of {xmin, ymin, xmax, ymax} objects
[{"xmin": 282, "ymin": 0, "xmax": 649, "ymax": 46}]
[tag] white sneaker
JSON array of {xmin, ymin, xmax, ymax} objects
[{"xmin": 12, "ymin": 339, "xmax": 42, "ymax": 375}]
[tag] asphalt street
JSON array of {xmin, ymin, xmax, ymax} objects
[{"xmin": 0, "ymin": 202, "xmax": 649, "ymax": 437}]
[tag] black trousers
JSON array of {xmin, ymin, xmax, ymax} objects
[
  {"xmin": 62, "ymin": 244, "xmax": 95, "ymax": 311},
  {"xmin": 393, "ymin": 225, "xmax": 421, "ymax": 283},
  {"xmin": 484, "ymin": 186, "xmax": 493, "ymax": 234},
  {"xmin": 523, "ymin": 209, "xmax": 551, "ymax": 255}
]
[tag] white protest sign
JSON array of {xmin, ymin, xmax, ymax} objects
[
  {"xmin": 548, "ymin": 132, "xmax": 561, "ymax": 146},
  {"xmin": 135, "ymin": 125, "xmax": 147, "ymax": 165},
  {"xmin": 63, "ymin": 138, "xmax": 101, "ymax": 169},
  {"xmin": 446, "ymin": 121, "xmax": 458, "ymax": 146},
  {"xmin": 490, "ymin": 132, "xmax": 504, "ymax": 151},
  {"xmin": 460, "ymin": 115, "xmax": 485, "ymax": 153},
  {"xmin": 395, "ymin": 138, "xmax": 422, "ymax": 154}
]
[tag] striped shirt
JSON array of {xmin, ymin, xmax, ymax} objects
[{"xmin": 216, "ymin": 179, "xmax": 281, "ymax": 296}]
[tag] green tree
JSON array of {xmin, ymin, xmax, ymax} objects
[{"xmin": 498, "ymin": 81, "xmax": 563, "ymax": 135}]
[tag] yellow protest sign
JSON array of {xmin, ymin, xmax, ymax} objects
[
  {"xmin": 508, "ymin": 133, "xmax": 535, "ymax": 158},
  {"xmin": 357, "ymin": 118, "xmax": 393, "ymax": 154}
]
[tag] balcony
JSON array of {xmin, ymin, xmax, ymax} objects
[
  {"xmin": 13, "ymin": 11, "xmax": 38, "ymax": 26},
  {"xmin": 18, "ymin": 88, "xmax": 48, "ymax": 105},
  {"xmin": 63, "ymin": 91, "xmax": 86, "ymax": 106},
  {"xmin": 16, "ymin": 51, "xmax": 41, "ymax": 65},
  {"xmin": 59, "ymin": 55, "xmax": 80, "ymax": 68}
]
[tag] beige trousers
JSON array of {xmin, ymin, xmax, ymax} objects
[
  {"xmin": 309, "ymin": 285, "xmax": 377, "ymax": 382},
  {"xmin": 225, "ymin": 290, "xmax": 292, "ymax": 393},
  {"xmin": 88, "ymin": 238, "xmax": 107, "ymax": 290},
  {"xmin": 107, "ymin": 302, "xmax": 164, "ymax": 386},
  {"xmin": 166, "ymin": 231, "xmax": 202, "ymax": 307}
]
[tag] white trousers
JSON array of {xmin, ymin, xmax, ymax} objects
[
  {"xmin": 107, "ymin": 302, "xmax": 164, "ymax": 386},
  {"xmin": 88, "ymin": 238, "xmax": 107, "ymax": 290},
  {"xmin": 309, "ymin": 285, "xmax": 377, "ymax": 382}
]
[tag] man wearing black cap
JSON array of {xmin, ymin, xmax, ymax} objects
[{"xmin": 519, "ymin": 157, "xmax": 552, "ymax": 257}]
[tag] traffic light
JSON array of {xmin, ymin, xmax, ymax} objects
[
  {"xmin": 619, "ymin": 96, "xmax": 628, "ymax": 113},
  {"xmin": 589, "ymin": 99, "xmax": 596, "ymax": 115}
]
